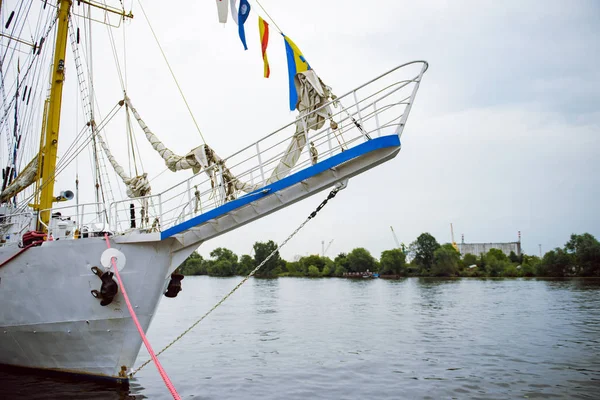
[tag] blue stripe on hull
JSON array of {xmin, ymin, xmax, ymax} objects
[{"xmin": 161, "ymin": 134, "xmax": 401, "ymax": 240}]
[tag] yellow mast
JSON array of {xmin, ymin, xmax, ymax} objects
[{"xmin": 36, "ymin": 0, "xmax": 72, "ymax": 230}]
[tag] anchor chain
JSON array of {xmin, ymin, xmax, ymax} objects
[{"xmin": 131, "ymin": 185, "xmax": 342, "ymax": 376}]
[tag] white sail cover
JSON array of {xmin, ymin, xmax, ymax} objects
[
  {"xmin": 125, "ymin": 72, "xmax": 332, "ymax": 199},
  {"xmin": 267, "ymin": 70, "xmax": 332, "ymax": 183},
  {"xmin": 94, "ymin": 125, "xmax": 151, "ymax": 198},
  {"xmin": 124, "ymin": 97, "xmax": 214, "ymax": 174},
  {"xmin": 0, "ymin": 156, "xmax": 38, "ymax": 203}
]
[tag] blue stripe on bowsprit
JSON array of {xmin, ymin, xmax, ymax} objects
[{"xmin": 160, "ymin": 134, "xmax": 401, "ymax": 240}]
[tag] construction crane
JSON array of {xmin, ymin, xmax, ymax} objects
[
  {"xmin": 450, "ymin": 223, "xmax": 459, "ymax": 252},
  {"xmin": 390, "ymin": 226, "xmax": 401, "ymax": 248},
  {"xmin": 390, "ymin": 226, "xmax": 407, "ymax": 254},
  {"xmin": 322, "ymin": 239, "xmax": 334, "ymax": 257}
]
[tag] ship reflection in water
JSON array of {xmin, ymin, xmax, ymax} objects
[{"xmin": 0, "ymin": 367, "xmax": 144, "ymax": 399}]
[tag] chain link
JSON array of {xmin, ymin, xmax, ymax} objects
[{"xmin": 131, "ymin": 186, "xmax": 341, "ymax": 376}]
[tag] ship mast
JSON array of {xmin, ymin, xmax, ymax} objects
[{"xmin": 36, "ymin": 0, "xmax": 72, "ymax": 229}]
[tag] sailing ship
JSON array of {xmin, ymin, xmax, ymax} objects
[{"xmin": 0, "ymin": 0, "xmax": 427, "ymax": 380}]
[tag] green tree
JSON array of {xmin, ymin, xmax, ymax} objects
[
  {"xmin": 431, "ymin": 244, "xmax": 460, "ymax": 277},
  {"xmin": 238, "ymin": 254, "xmax": 255, "ymax": 275},
  {"xmin": 307, "ymin": 265, "xmax": 320, "ymax": 277},
  {"xmin": 237, "ymin": 254, "xmax": 255, "ymax": 275},
  {"xmin": 462, "ymin": 253, "xmax": 478, "ymax": 268},
  {"xmin": 334, "ymin": 253, "xmax": 349, "ymax": 271},
  {"xmin": 212, "ymin": 248, "xmax": 238, "ymax": 268},
  {"xmin": 509, "ymin": 251, "xmax": 520, "ymax": 263},
  {"xmin": 503, "ymin": 264, "xmax": 519, "ymax": 277},
  {"xmin": 253, "ymin": 240, "xmax": 283, "ymax": 278},
  {"xmin": 176, "ymin": 251, "xmax": 207, "ymax": 275},
  {"xmin": 285, "ymin": 261, "xmax": 302, "ymax": 276},
  {"xmin": 207, "ymin": 259, "xmax": 235, "ymax": 276},
  {"xmin": 298, "ymin": 255, "xmax": 327, "ymax": 274},
  {"xmin": 565, "ymin": 233, "xmax": 600, "ymax": 276},
  {"xmin": 539, "ymin": 248, "xmax": 572, "ymax": 277},
  {"xmin": 379, "ymin": 249, "xmax": 407, "ymax": 276},
  {"xmin": 321, "ymin": 265, "xmax": 333, "ymax": 277},
  {"xmin": 410, "ymin": 233, "xmax": 440, "ymax": 274},
  {"xmin": 346, "ymin": 248, "xmax": 377, "ymax": 272},
  {"xmin": 485, "ymin": 254, "xmax": 510, "ymax": 277},
  {"xmin": 487, "ymin": 248, "xmax": 508, "ymax": 262},
  {"xmin": 204, "ymin": 247, "xmax": 238, "ymax": 277},
  {"xmin": 520, "ymin": 254, "xmax": 540, "ymax": 277},
  {"xmin": 478, "ymin": 254, "xmax": 486, "ymax": 271},
  {"xmin": 333, "ymin": 265, "xmax": 347, "ymax": 276}
]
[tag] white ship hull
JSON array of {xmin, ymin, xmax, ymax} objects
[{"xmin": 0, "ymin": 236, "xmax": 187, "ymax": 380}]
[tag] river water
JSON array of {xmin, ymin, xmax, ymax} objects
[{"xmin": 1, "ymin": 277, "xmax": 599, "ymax": 399}]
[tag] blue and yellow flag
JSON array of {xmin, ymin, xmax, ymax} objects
[{"xmin": 283, "ymin": 34, "xmax": 310, "ymax": 110}]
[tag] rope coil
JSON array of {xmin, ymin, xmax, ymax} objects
[{"xmin": 131, "ymin": 185, "xmax": 341, "ymax": 376}]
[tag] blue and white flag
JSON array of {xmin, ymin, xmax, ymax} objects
[{"xmin": 237, "ymin": 0, "xmax": 251, "ymax": 50}]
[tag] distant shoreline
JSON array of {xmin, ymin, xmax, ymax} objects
[
  {"xmin": 176, "ymin": 233, "xmax": 600, "ymax": 279},
  {"xmin": 180, "ymin": 274, "xmax": 600, "ymax": 280}
]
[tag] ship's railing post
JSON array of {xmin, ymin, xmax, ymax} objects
[
  {"xmin": 158, "ymin": 194, "xmax": 163, "ymax": 230},
  {"xmin": 395, "ymin": 63, "xmax": 427, "ymax": 137},
  {"xmin": 352, "ymin": 90, "xmax": 366, "ymax": 141},
  {"xmin": 374, "ymin": 100, "xmax": 381, "ymax": 137},
  {"xmin": 256, "ymin": 143, "xmax": 265, "ymax": 185},
  {"xmin": 217, "ymin": 164, "xmax": 226, "ymax": 205},
  {"xmin": 186, "ymin": 179, "xmax": 192, "ymax": 218},
  {"xmin": 110, "ymin": 202, "xmax": 116, "ymax": 232}
]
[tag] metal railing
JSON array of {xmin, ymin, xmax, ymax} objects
[
  {"xmin": 107, "ymin": 61, "xmax": 428, "ymax": 235},
  {"xmin": 0, "ymin": 211, "xmax": 35, "ymax": 246},
  {"xmin": 38, "ymin": 202, "xmax": 107, "ymax": 239}
]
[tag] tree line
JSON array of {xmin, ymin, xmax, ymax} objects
[{"xmin": 175, "ymin": 232, "xmax": 600, "ymax": 278}]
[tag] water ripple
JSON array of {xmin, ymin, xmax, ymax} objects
[{"xmin": 1, "ymin": 277, "xmax": 599, "ymax": 399}]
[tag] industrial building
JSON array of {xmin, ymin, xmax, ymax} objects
[{"xmin": 458, "ymin": 232, "xmax": 522, "ymax": 258}]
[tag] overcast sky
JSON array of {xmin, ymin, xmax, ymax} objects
[{"xmin": 10, "ymin": 0, "xmax": 599, "ymax": 260}]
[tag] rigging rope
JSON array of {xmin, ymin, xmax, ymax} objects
[
  {"xmin": 0, "ymin": 15, "xmax": 57, "ymax": 129},
  {"xmin": 131, "ymin": 184, "xmax": 342, "ymax": 376},
  {"xmin": 251, "ymin": 0, "xmax": 283, "ymax": 33},
  {"xmin": 137, "ymin": 0, "xmax": 206, "ymax": 143},
  {"xmin": 15, "ymin": 103, "xmax": 122, "ymax": 211}
]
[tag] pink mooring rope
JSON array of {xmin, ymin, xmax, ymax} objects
[{"xmin": 104, "ymin": 234, "xmax": 181, "ymax": 400}]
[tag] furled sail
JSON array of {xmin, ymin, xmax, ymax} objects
[
  {"xmin": 93, "ymin": 122, "xmax": 151, "ymax": 198},
  {"xmin": 126, "ymin": 95, "xmax": 254, "ymax": 197},
  {"xmin": 124, "ymin": 96, "xmax": 216, "ymax": 175},
  {"xmin": 125, "ymin": 72, "xmax": 332, "ymax": 200},
  {"xmin": 0, "ymin": 156, "xmax": 38, "ymax": 203},
  {"xmin": 267, "ymin": 70, "xmax": 333, "ymax": 183}
]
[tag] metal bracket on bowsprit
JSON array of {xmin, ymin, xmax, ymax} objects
[{"xmin": 90, "ymin": 266, "xmax": 119, "ymax": 306}]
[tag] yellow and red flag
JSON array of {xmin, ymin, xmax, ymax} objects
[{"xmin": 258, "ymin": 17, "xmax": 270, "ymax": 78}]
